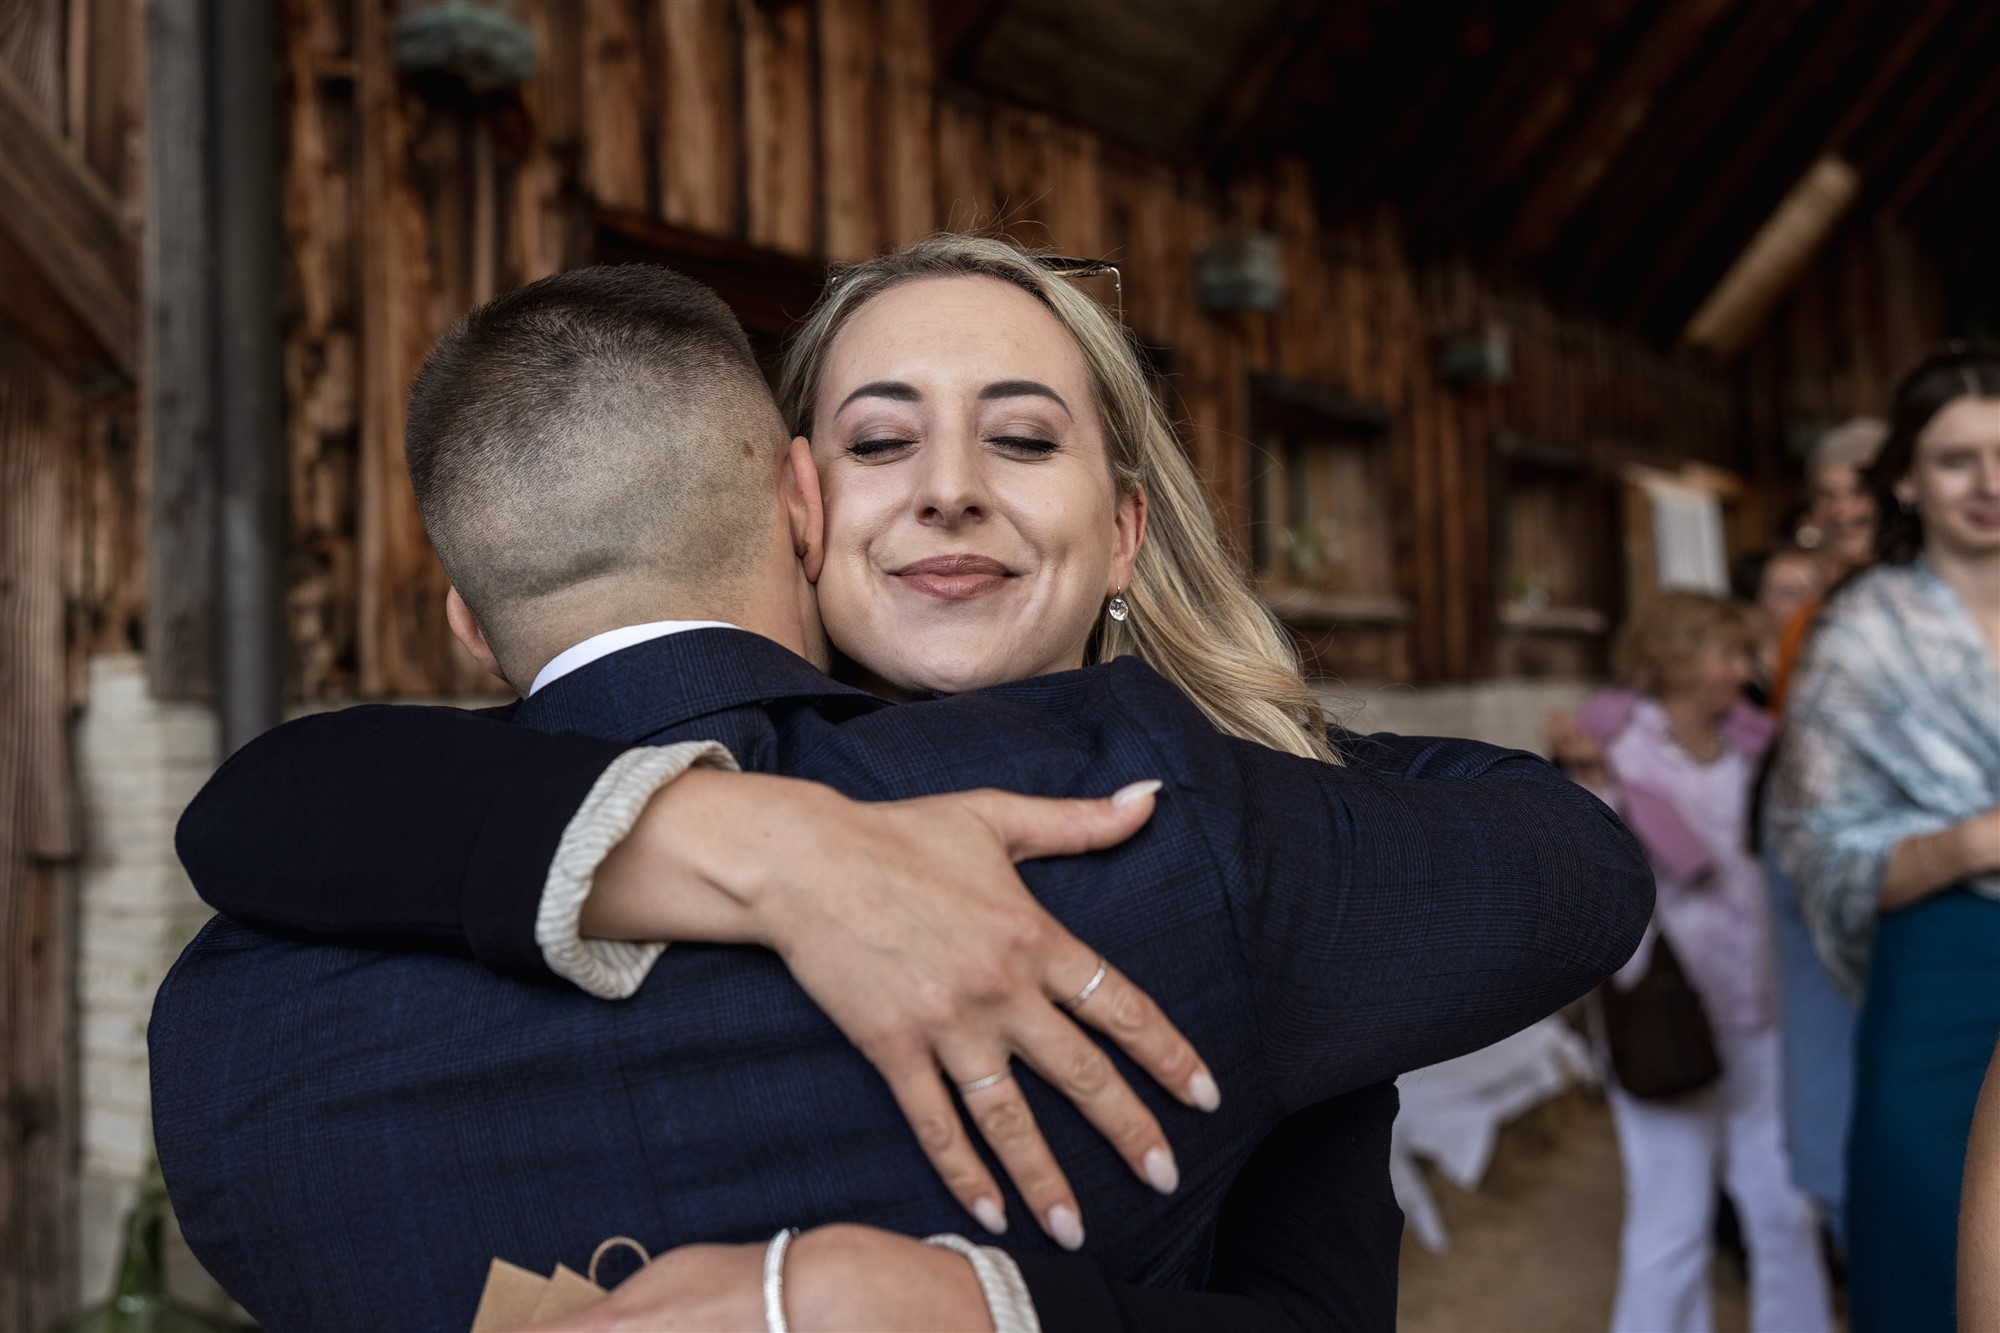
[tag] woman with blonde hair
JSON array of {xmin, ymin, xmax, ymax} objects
[
  {"xmin": 1558, "ymin": 592, "xmax": 1832, "ymax": 1333},
  {"xmin": 174, "ymin": 235, "xmax": 1644, "ymax": 1328}
]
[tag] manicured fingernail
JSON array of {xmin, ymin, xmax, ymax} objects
[
  {"xmin": 1047, "ymin": 1204, "xmax": 1085, "ymax": 1251},
  {"xmin": 1113, "ymin": 779, "xmax": 1163, "ymax": 807},
  {"xmin": 1143, "ymin": 1147, "xmax": 1179, "ymax": 1194},
  {"xmin": 1188, "ymin": 1070, "xmax": 1221, "ymax": 1112},
  {"xmin": 973, "ymin": 1198, "xmax": 1007, "ymax": 1235}
]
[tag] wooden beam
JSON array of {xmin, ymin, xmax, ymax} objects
[
  {"xmin": 1406, "ymin": 0, "xmax": 1642, "ymax": 244},
  {"xmin": 1681, "ymin": 155, "xmax": 1860, "ymax": 357},
  {"xmin": 1498, "ymin": 0, "xmax": 1734, "ymax": 265},
  {"xmin": 932, "ymin": 0, "xmax": 1010, "ymax": 78},
  {"xmin": 144, "ymin": 0, "xmax": 216, "ymax": 699},
  {"xmin": 1849, "ymin": 1, "xmax": 2000, "ymax": 181},
  {"xmin": 1199, "ymin": 0, "xmax": 1336, "ymax": 158},
  {"xmin": 0, "ymin": 324, "xmax": 81, "ymax": 1333},
  {"xmin": 1563, "ymin": 0, "xmax": 1819, "ymax": 291},
  {"xmin": 0, "ymin": 59, "xmax": 136, "ymax": 387},
  {"xmin": 1620, "ymin": 0, "xmax": 1880, "ymax": 329},
  {"xmin": 1878, "ymin": 28, "xmax": 2000, "ymax": 220}
]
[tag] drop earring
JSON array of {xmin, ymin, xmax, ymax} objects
[{"xmin": 1107, "ymin": 590, "xmax": 1130, "ymax": 623}]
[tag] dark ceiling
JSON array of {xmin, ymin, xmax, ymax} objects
[{"xmin": 944, "ymin": 0, "xmax": 2000, "ymax": 343}]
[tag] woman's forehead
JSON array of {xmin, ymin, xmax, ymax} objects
[
  {"xmin": 825, "ymin": 276, "xmax": 1089, "ymax": 393},
  {"xmin": 1919, "ymin": 396, "xmax": 2000, "ymax": 448}
]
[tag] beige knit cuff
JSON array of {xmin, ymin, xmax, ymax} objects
[
  {"xmin": 923, "ymin": 1233, "xmax": 1041, "ymax": 1333},
  {"xmin": 536, "ymin": 740, "xmax": 739, "ymax": 999}
]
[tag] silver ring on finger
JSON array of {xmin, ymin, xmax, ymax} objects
[
  {"xmin": 955, "ymin": 1066, "xmax": 1016, "ymax": 1096},
  {"xmin": 1059, "ymin": 954, "xmax": 1108, "ymax": 1012}
]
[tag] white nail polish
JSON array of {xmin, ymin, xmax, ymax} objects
[
  {"xmin": 1113, "ymin": 779, "xmax": 1163, "ymax": 807},
  {"xmin": 1047, "ymin": 1204, "xmax": 1085, "ymax": 1251},
  {"xmin": 1188, "ymin": 1070, "xmax": 1221, "ymax": 1112},
  {"xmin": 973, "ymin": 1198, "xmax": 1008, "ymax": 1235},
  {"xmin": 1143, "ymin": 1147, "xmax": 1180, "ymax": 1194}
]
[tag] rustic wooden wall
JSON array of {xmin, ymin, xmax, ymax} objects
[
  {"xmin": 1742, "ymin": 213, "xmax": 1948, "ymax": 476},
  {"xmin": 276, "ymin": 0, "xmax": 1782, "ymax": 693},
  {"xmin": 0, "ymin": 0, "xmax": 143, "ymax": 1321}
]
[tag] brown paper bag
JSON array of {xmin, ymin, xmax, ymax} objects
[{"xmin": 468, "ymin": 1238, "xmax": 650, "ymax": 1333}]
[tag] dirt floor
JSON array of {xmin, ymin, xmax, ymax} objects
[{"xmin": 1395, "ymin": 1087, "xmax": 1752, "ymax": 1333}]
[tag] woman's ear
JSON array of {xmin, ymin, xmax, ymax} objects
[
  {"xmin": 1111, "ymin": 483, "xmax": 1148, "ymax": 593},
  {"xmin": 782, "ymin": 435, "xmax": 827, "ymax": 582},
  {"xmin": 445, "ymin": 587, "xmax": 509, "ymax": 687}
]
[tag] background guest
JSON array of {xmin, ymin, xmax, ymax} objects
[
  {"xmin": 1767, "ymin": 349, "xmax": 2000, "ymax": 1332},
  {"xmin": 1559, "ymin": 593, "xmax": 1833, "ymax": 1333}
]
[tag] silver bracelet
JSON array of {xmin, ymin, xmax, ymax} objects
[{"xmin": 762, "ymin": 1226, "xmax": 801, "ymax": 1333}]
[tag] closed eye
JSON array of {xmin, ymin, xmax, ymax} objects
[
  {"xmin": 846, "ymin": 437, "xmax": 916, "ymax": 460},
  {"xmin": 989, "ymin": 435, "xmax": 1058, "ymax": 457}
]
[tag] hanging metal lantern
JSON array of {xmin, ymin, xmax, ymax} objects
[
  {"xmin": 1199, "ymin": 234, "xmax": 1284, "ymax": 314},
  {"xmin": 394, "ymin": 0, "xmax": 537, "ymax": 97}
]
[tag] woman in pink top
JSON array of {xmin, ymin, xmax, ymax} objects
[{"xmin": 1554, "ymin": 592, "xmax": 1833, "ymax": 1333}]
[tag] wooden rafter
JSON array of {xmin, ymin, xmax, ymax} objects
[
  {"xmin": 932, "ymin": 0, "xmax": 1012, "ymax": 78},
  {"xmin": 1878, "ymin": 30, "xmax": 2000, "ymax": 221},
  {"xmin": 1405, "ymin": 0, "xmax": 1642, "ymax": 243},
  {"xmin": 0, "ymin": 59, "xmax": 136, "ymax": 387},
  {"xmin": 1849, "ymin": 1, "xmax": 2000, "ymax": 181},
  {"xmin": 1496, "ymin": 0, "xmax": 1734, "ymax": 265},
  {"xmin": 1620, "ymin": 0, "xmax": 1882, "ymax": 329},
  {"xmin": 1562, "ymin": 0, "xmax": 1819, "ymax": 292}
]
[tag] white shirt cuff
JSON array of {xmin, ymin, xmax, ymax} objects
[
  {"xmin": 923, "ymin": 1234, "xmax": 1041, "ymax": 1333},
  {"xmin": 535, "ymin": 740, "xmax": 739, "ymax": 999}
]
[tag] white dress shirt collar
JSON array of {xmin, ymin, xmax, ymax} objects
[{"xmin": 529, "ymin": 620, "xmax": 742, "ymax": 696}]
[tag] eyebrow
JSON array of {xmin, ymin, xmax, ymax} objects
[
  {"xmin": 835, "ymin": 380, "xmax": 921, "ymax": 416},
  {"xmin": 980, "ymin": 380, "xmax": 1072, "ymax": 418},
  {"xmin": 833, "ymin": 378, "xmax": 1074, "ymax": 420}
]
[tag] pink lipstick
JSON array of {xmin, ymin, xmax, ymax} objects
[{"xmin": 890, "ymin": 554, "xmax": 1014, "ymax": 601}]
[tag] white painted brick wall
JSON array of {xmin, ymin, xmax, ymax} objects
[{"xmin": 71, "ymin": 653, "xmax": 225, "ymax": 1312}]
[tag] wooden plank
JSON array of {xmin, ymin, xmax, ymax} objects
[
  {"xmin": 0, "ymin": 326, "xmax": 80, "ymax": 1333},
  {"xmin": 879, "ymin": 0, "xmax": 935, "ymax": 247},
  {"xmin": 1407, "ymin": 0, "xmax": 1644, "ymax": 242},
  {"xmin": 0, "ymin": 58, "xmax": 137, "ymax": 385},
  {"xmin": 657, "ymin": 0, "xmax": 740, "ymax": 236},
  {"xmin": 933, "ymin": 86, "xmax": 994, "ymax": 231},
  {"xmin": 144, "ymin": 0, "xmax": 214, "ymax": 698},
  {"xmin": 741, "ymin": 0, "xmax": 816, "ymax": 257},
  {"xmin": 1566, "ymin": 0, "xmax": 1822, "ymax": 292},
  {"xmin": 1497, "ymin": 0, "xmax": 1735, "ymax": 264},
  {"xmin": 1621, "ymin": 0, "xmax": 1879, "ymax": 327},
  {"xmin": 68, "ymin": 0, "xmax": 143, "ymax": 201},
  {"xmin": 818, "ymin": 0, "xmax": 881, "ymax": 261},
  {"xmin": 580, "ymin": 0, "xmax": 649, "ymax": 212},
  {"xmin": 279, "ymin": 0, "xmax": 359, "ymax": 699}
]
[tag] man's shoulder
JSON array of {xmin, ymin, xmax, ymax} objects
[{"xmin": 796, "ymin": 658, "xmax": 1233, "ymax": 799}]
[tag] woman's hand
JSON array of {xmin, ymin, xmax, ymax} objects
[
  {"xmin": 586, "ymin": 768, "xmax": 1218, "ymax": 1247},
  {"xmin": 541, "ymin": 1226, "xmax": 993, "ymax": 1333},
  {"xmin": 1883, "ymin": 807, "xmax": 2000, "ymax": 910}
]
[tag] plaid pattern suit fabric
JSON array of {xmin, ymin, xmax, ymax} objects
[{"xmin": 152, "ymin": 629, "xmax": 1650, "ymax": 1332}]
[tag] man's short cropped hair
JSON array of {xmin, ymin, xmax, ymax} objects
[{"xmin": 405, "ymin": 263, "xmax": 786, "ymax": 647}]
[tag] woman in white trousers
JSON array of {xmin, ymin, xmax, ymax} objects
[{"xmin": 1555, "ymin": 593, "xmax": 1834, "ymax": 1333}]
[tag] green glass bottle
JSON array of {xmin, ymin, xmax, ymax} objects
[{"xmin": 49, "ymin": 1160, "xmax": 242, "ymax": 1333}]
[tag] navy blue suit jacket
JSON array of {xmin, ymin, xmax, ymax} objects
[{"xmin": 154, "ymin": 629, "xmax": 1649, "ymax": 1330}]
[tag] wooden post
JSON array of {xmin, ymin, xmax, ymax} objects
[
  {"xmin": 0, "ymin": 326, "xmax": 82, "ymax": 1333},
  {"xmin": 145, "ymin": 0, "xmax": 216, "ymax": 700}
]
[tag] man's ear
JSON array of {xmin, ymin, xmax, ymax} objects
[
  {"xmin": 445, "ymin": 586, "xmax": 509, "ymax": 686},
  {"xmin": 1110, "ymin": 483, "xmax": 1148, "ymax": 594},
  {"xmin": 781, "ymin": 435, "xmax": 827, "ymax": 583}
]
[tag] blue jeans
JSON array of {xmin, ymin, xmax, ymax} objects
[{"xmin": 1763, "ymin": 846, "xmax": 1855, "ymax": 1249}]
